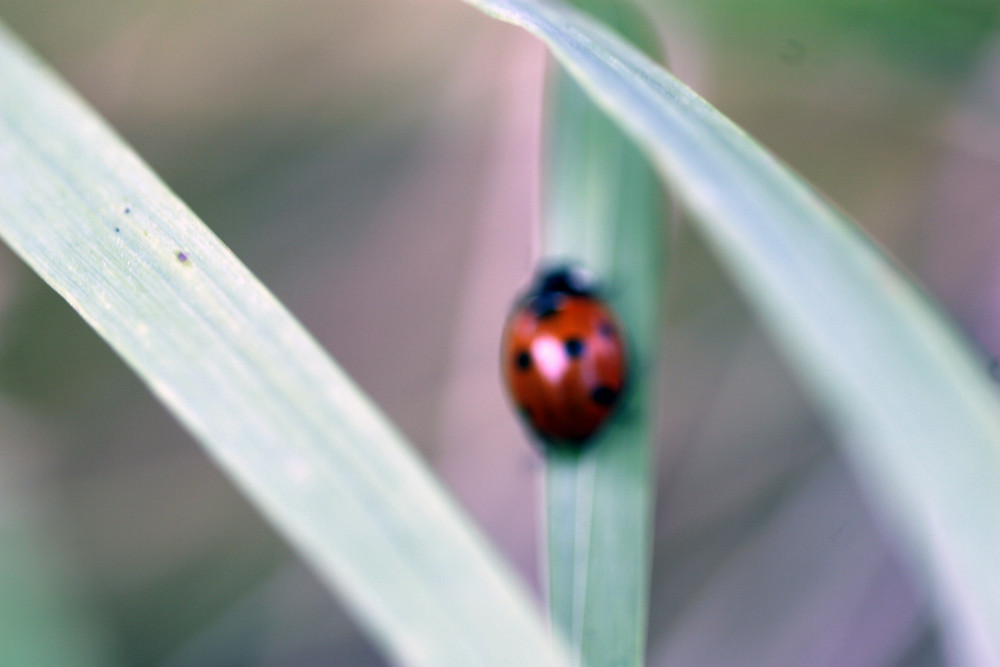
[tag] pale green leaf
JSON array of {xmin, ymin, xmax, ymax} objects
[
  {"xmin": 540, "ymin": 3, "xmax": 665, "ymax": 667},
  {"xmin": 0, "ymin": 22, "xmax": 566, "ymax": 667},
  {"xmin": 463, "ymin": 0, "xmax": 1000, "ymax": 661}
]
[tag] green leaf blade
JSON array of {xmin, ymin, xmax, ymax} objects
[
  {"xmin": 0, "ymin": 22, "xmax": 566, "ymax": 667},
  {"xmin": 464, "ymin": 0, "xmax": 1000, "ymax": 661},
  {"xmin": 541, "ymin": 4, "xmax": 666, "ymax": 666}
]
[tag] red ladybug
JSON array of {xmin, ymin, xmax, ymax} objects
[{"xmin": 501, "ymin": 266, "xmax": 627, "ymax": 446}]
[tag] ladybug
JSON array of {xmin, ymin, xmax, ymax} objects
[{"xmin": 501, "ymin": 266, "xmax": 628, "ymax": 446}]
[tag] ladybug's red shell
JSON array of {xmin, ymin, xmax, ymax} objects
[{"xmin": 501, "ymin": 286, "xmax": 627, "ymax": 444}]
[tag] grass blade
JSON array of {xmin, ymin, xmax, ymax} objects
[
  {"xmin": 540, "ymin": 3, "xmax": 665, "ymax": 666},
  {"xmin": 0, "ymin": 22, "xmax": 567, "ymax": 667},
  {"xmin": 0, "ymin": 511, "xmax": 119, "ymax": 665},
  {"xmin": 463, "ymin": 0, "xmax": 1000, "ymax": 661}
]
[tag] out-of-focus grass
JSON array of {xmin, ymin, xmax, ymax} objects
[
  {"xmin": 0, "ymin": 13, "xmax": 567, "ymax": 667},
  {"xmin": 0, "ymin": 2, "xmax": 506, "ymax": 664},
  {"xmin": 0, "ymin": 0, "xmax": 997, "ymax": 664},
  {"xmin": 0, "ymin": 409, "xmax": 120, "ymax": 666},
  {"xmin": 541, "ymin": 2, "xmax": 665, "ymax": 665},
  {"xmin": 467, "ymin": 0, "xmax": 1000, "ymax": 663},
  {"xmin": 666, "ymin": 0, "xmax": 1000, "ymax": 76}
]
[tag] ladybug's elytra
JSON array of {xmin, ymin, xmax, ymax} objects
[{"xmin": 501, "ymin": 266, "xmax": 628, "ymax": 446}]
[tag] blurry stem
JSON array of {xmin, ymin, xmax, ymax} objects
[{"xmin": 541, "ymin": 2, "xmax": 667, "ymax": 666}]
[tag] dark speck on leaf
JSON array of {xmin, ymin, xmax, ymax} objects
[
  {"xmin": 124, "ymin": 207, "xmax": 131, "ymax": 214},
  {"xmin": 778, "ymin": 38, "xmax": 806, "ymax": 66},
  {"xmin": 176, "ymin": 251, "xmax": 189, "ymax": 263},
  {"xmin": 114, "ymin": 227, "xmax": 120, "ymax": 233}
]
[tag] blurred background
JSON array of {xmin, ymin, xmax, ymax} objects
[{"xmin": 0, "ymin": 0, "xmax": 998, "ymax": 664}]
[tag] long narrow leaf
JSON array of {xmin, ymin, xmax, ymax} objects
[
  {"xmin": 463, "ymin": 0, "xmax": 1000, "ymax": 662},
  {"xmin": 0, "ymin": 22, "xmax": 566, "ymax": 667},
  {"xmin": 540, "ymin": 3, "xmax": 665, "ymax": 666}
]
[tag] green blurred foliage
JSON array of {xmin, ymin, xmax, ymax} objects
[{"xmin": 667, "ymin": 0, "xmax": 1000, "ymax": 76}]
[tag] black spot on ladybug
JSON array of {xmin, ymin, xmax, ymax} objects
[
  {"xmin": 176, "ymin": 251, "xmax": 189, "ymax": 263},
  {"xmin": 565, "ymin": 338, "xmax": 584, "ymax": 358},
  {"xmin": 591, "ymin": 385, "xmax": 618, "ymax": 406},
  {"xmin": 529, "ymin": 292, "xmax": 564, "ymax": 318},
  {"xmin": 515, "ymin": 350, "xmax": 532, "ymax": 371}
]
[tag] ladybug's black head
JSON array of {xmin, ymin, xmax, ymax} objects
[
  {"xmin": 535, "ymin": 265, "xmax": 596, "ymax": 297},
  {"xmin": 525, "ymin": 265, "xmax": 598, "ymax": 318}
]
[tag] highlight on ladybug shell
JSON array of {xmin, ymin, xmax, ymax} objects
[{"xmin": 500, "ymin": 266, "xmax": 627, "ymax": 446}]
